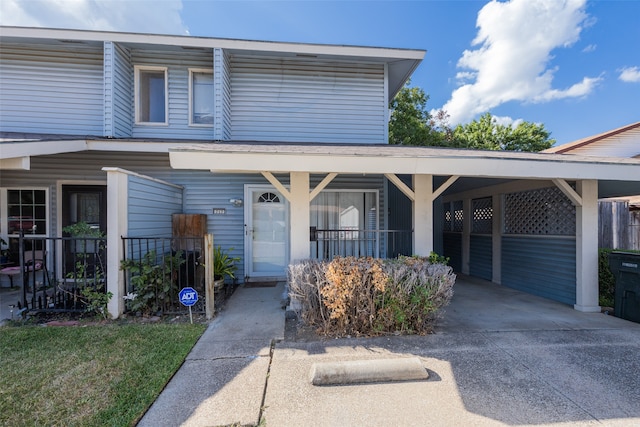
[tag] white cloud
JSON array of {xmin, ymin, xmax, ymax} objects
[
  {"xmin": 619, "ymin": 66, "xmax": 640, "ymax": 83},
  {"xmin": 0, "ymin": 0, "xmax": 187, "ymax": 35},
  {"xmin": 582, "ymin": 44, "xmax": 597, "ymax": 53},
  {"xmin": 441, "ymin": 0, "xmax": 600, "ymax": 125}
]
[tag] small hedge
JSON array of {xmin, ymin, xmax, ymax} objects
[{"xmin": 288, "ymin": 255, "xmax": 456, "ymax": 337}]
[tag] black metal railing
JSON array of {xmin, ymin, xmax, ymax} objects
[
  {"xmin": 121, "ymin": 237, "xmax": 205, "ymax": 315},
  {"xmin": 310, "ymin": 228, "xmax": 413, "ymax": 260},
  {"xmin": 10, "ymin": 234, "xmax": 108, "ymax": 313}
]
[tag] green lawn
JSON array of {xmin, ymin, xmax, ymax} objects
[{"xmin": 0, "ymin": 322, "xmax": 206, "ymax": 427}]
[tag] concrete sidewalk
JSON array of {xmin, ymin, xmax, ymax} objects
[
  {"xmin": 137, "ymin": 283, "xmax": 286, "ymax": 427},
  {"xmin": 139, "ymin": 277, "xmax": 640, "ymax": 427}
]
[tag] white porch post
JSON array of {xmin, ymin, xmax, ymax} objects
[
  {"xmin": 575, "ymin": 179, "xmax": 600, "ymax": 312},
  {"xmin": 103, "ymin": 168, "xmax": 128, "ymax": 319},
  {"xmin": 289, "ymin": 172, "xmax": 310, "ymax": 262},
  {"xmin": 413, "ymin": 174, "xmax": 433, "ymax": 256}
]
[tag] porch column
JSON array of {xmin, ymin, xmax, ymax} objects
[
  {"xmin": 575, "ymin": 179, "xmax": 600, "ymax": 312},
  {"xmin": 104, "ymin": 168, "xmax": 128, "ymax": 319},
  {"xmin": 289, "ymin": 172, "xmax": 310, "ymax": 262},
  {"xmin": 413, "ymin": 174, "xmax": 433, "ymax": 256}
]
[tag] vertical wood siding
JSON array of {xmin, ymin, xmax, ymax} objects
[
  {"xmin": 599, "ymin": 201, "xmax": 640, "ymax": 250},
  {"xmin": 130, "ymin": 48, "xmax": 214, "ymax": 140},
  {"xmin": 0, "ymin": 42, "xmax": 104, "ymax": 135},
  {"xmin": 112, "ymin": 43, "xmax": 133, "ymax": 137},
  {"xmin": 502, "ymin": 236, "xmax": 576, "ymax": 305},
  {"xmin": 230, "ymin": 56, "xmax": 386, "ymax": 143},
  {"xmin": 214, "ymin": 48, "xmax": 232, "ymax": 140},
  {"xmin": 104, "ymin": 42, "xmax": 114, "ymax": 137},
  {"xmin": 127, "ymin": 175, "xmax": 183, "ymax": 237}
]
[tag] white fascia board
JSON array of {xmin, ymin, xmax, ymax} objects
[
  {"xmin": 0, "ymin": 139, "xmax": 87, "ymax": 158},
  {"xmin": 0, "ymin": 26, "xmax": 425, "ymax": 61},
  {"xmin": 169, "ymin": 151, "xmax": 640, "ymax": 182}
]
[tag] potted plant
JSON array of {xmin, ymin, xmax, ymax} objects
[
  {"xmin": 213, "ymin": 246, "xmax": 239, "ymax": 291},
  {"xmin": 62, "ymin": 221, "xmax": 104, "ymax": 253}
]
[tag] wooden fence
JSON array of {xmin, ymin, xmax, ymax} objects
[{"xmin": 599, "ymin": 201, "xmax": 640, "ymax": 250}]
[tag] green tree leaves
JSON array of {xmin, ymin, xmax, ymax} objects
[{"xmin": 389, "ymin": 84, "xmax": 555, "ymax": 152}]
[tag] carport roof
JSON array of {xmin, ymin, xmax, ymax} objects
[{"xmin": 169, "ymin": 141, "xmax": 640, "ymax": 198}]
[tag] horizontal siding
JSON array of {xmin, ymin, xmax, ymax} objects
[
  {"xmin": 230, "ymin": 56, "xmax": 385, "ymax": 143},
  {"xmin": 568, "ymin": 128, "xmax": 640, "ymax": 158},
  {"xmin": 2, "ymin": 155, "xmax": 387, "ymax": 281},
  {"xmin": 128, "ymin": 175, "xmax": 183, "ymax": 237},
  {"xmin": 130, "ymin": 49, "xmax": 214, "ymax": 140},
  {"xmin": 502, "ymin": 236, "xmax": 576, "ymax": 305},
  {"xmin": 469, "ymin": 235, "xmax": 492, "ymax": 281},
  {"xmin": 443, "ymin": 232, "xmax": 463, "ymax": 272},
  {"xmin": 0, "ymin": 42, "xmax": 104, "ymax": 135}
]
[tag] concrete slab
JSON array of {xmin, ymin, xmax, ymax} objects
[
  {"xmin": 139, "ymin": 276, "xmax": 640, "ymax": 427},
  {"xmin": 137, "ymin": 283, "xmax": 285, "ymax": 427},
  {"xmin": 138, "ymin": 356, "xmax": 269, "ymax": 427}
]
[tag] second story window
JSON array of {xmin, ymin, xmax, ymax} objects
[
  {"xmin": 135, "ymin": 66, "xmax": 168, "ymax": 125},
  {"xmin": 189, "ymin": 69, "xmax": 214, "ymax": 126}
]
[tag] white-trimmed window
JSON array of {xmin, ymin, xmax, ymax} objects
[
  {"xmin": 135, "ymin": 66, "xmax": 168, "ymax": 125},
  {"xmin": 189, "ymin": 68, "xmax": 214, "ymax": 126}
]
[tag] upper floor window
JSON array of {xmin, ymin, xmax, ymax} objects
[
  {"xmin": 135, "ymin": 66, "xmax": 168, "ymax": 125},
  {"xmin": 189, "ymin": 69, "xmax": 214, "ymax": 126}
]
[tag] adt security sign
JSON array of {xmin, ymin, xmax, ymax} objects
[{"xmin": 179, "ymin": 287, "xmax": 198, "ymax": 307}]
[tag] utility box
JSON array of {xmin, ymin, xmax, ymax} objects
[{"xmin": 609, "ymin": 251, "xmax": 640, "ymax": 323}]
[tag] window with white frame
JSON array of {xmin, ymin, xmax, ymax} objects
[
  {"xmin": 135, "ymin": 66, "xmax": 168, "ymax": 124},
  {"xmin": 5, "ymin": 189, "xmax": 48, "ymax": 236},
  {"xmin": 189, "ymin": 69, "xmax": 214, "ymax": 126}
]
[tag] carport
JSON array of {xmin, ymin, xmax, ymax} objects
[{"xmin": 169, "ymin": 142, "xmax": 640, "ymax": 312}]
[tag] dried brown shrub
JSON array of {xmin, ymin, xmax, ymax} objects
[{"xmin": 287, "ymin": 255, "xmax": 455, "ymax": 337}]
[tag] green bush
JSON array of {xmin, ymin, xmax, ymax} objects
[
  {"xmin": 599, "ymin": 249, "xmax": 616, "ymax": 308},
  {"xmin": 120, "ymin": 250, "xmax": 185, "ymax": 315},
  {"xmin": 288, "ymin": 255, "xmax": 456, "ymax": 337}
]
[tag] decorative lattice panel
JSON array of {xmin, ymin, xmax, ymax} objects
[
  {"xmin": 504, "ymin": 187, "xmax": 575, "ymax": 235},
  {"xmin": 453, "ymin": 201, "xmax": 464, "ymax": 232},
  {"xmin": 472, "ymin": 197, "xmax": 493, "ymax": 234},
  {"xmin": 443, "ymin": 202, "xmax": 452, "ymax": 231}
]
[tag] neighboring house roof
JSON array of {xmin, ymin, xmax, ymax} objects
[
  {"xmin": 0, "ymin": 25, "xmax": 425, "ymax": 100},
  {"xmin": 543, "ymin": 121, "xmax": 640, "ymax": 157}
]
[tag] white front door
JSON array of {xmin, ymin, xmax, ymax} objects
[{"xmin": 244, "ymin": 185, "xmax": 289, "ymax": 279}]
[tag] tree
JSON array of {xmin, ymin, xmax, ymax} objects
[
  {"xmin": 388, "ymin": 82, "xmax": 447, "ymax": 146},
  {"xmin": 452, "ymin": 113, "xmax": 555, "ymax": 152},
  {"xmin": 389, "ymin": 84, "xmax": 555, "ymax": 152}
]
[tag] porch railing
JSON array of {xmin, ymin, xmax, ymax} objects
[
  {"xmin": 121, "ymin": 237, "xmax": 205, "ymax": 315},
  {"xmin": 10, "ymin": 234, "xmax": 108, "ymax": 313},
  {"xmin": 310, "ymin": 228, "xmax": 413, "ymax": 260}
]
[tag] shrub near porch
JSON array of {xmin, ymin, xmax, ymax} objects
[{"xmin": 288, "ymin": 255, "xmax": 456, "ymax": 337}]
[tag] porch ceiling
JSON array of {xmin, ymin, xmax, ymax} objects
[{"xmin": 169, "ymin": 142, "xmax": 640, "ymax": 199}]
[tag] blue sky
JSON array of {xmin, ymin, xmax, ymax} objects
[{"xmin": 1, "ymin": 0, "xmax": 639, "ymax": 145}]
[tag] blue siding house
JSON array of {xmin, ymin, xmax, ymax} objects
[{"xmin": 1, "ymin": 26, "xmax": 639, "ymax": 318}]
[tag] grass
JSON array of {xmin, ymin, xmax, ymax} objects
[{"xmin": 0, "ymin": 322, "xmax": 206, "ymax": 427}]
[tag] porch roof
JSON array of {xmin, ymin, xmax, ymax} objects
[{"xmin": 169, "ymin": 141, "xmax": 640, "ymax": 199}]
